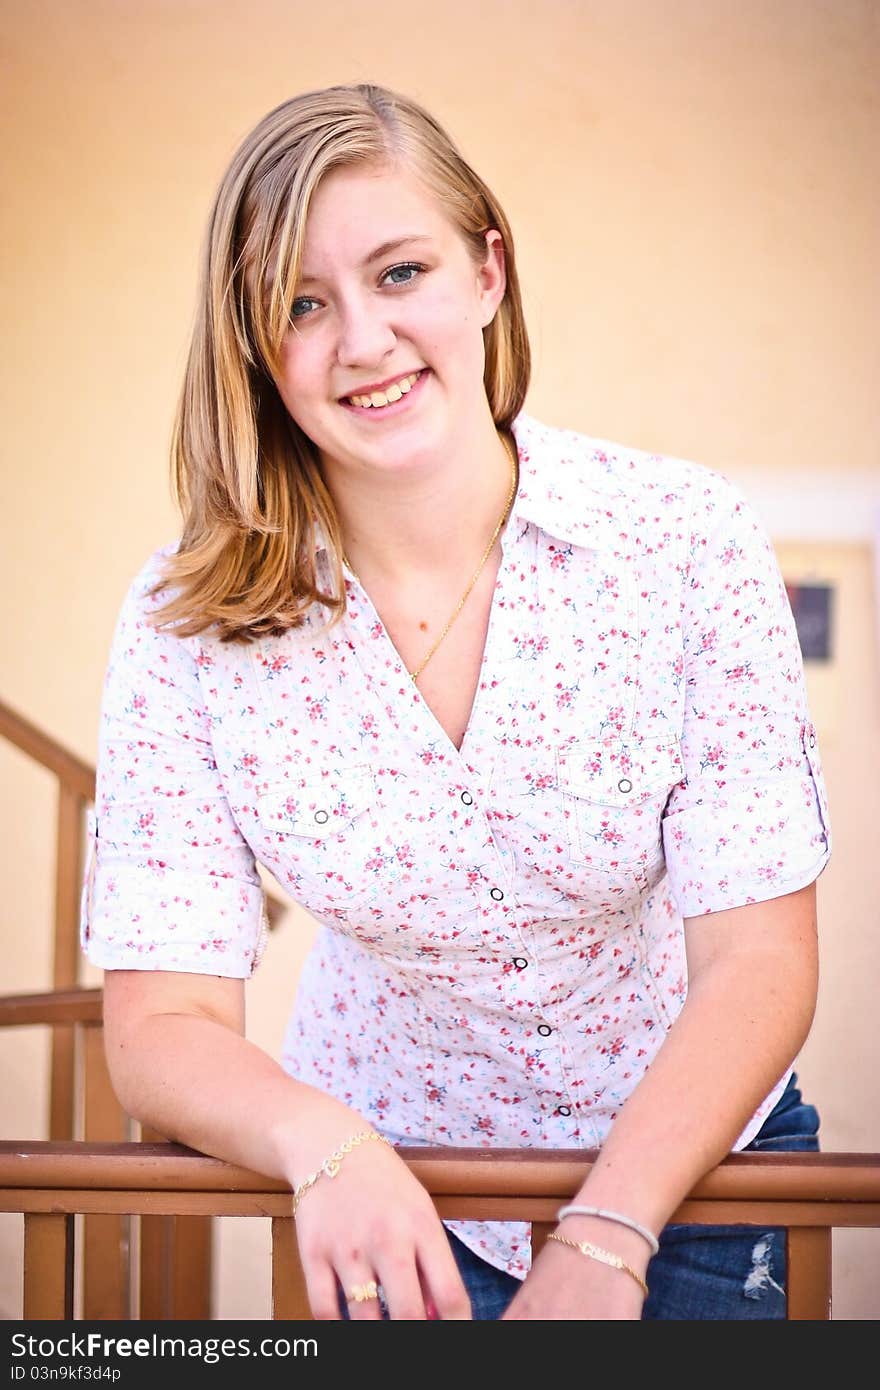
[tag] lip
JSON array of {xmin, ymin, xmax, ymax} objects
[{"xmin": 338, "ymin": 368, "xmax": 429, "ymax": 415}]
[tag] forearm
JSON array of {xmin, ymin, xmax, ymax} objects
[
  {"xmin": 107, "ymin": 1011, "xmax": 366, "ymax": 1188},
  {"xmin": 573, "ymin": 936, "xmax": 817, "ymax": 1240}
]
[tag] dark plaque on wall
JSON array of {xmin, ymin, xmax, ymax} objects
[{"xmin": 784, "ymin": 582, "xmax": 834, "ymax": 662}]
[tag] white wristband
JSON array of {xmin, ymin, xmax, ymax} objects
[{"xmin": 556, "ymin": 1203, "xmax": 660, "ymax": 1257}]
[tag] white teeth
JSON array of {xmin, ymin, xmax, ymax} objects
[{"xmin": 346, "ymin": 371, "xmax": 420, "ymax": 408}]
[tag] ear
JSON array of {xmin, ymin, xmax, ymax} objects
[{"xmin": 476, "ymin": 228, "xmax": 507, "ymax": 328}]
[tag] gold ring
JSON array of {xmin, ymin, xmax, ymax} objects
[{"xmin": 347, "ymin": 1280, "xmax": 380, "ymax": 1304}]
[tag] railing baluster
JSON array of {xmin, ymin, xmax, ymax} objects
[
  {"xmin": 787, "ymin": 1226, "xmax": 832, "ymax": 1319},
  {"xmin": 272, "ymin": 1217, "xmax": 311, "ymax": 1319},
  {"xmin": 139, "ymin": 1124, "xmax": 213, "ymax": 1320},
  {"xmin": 82, "ymin": 1025, "xmax": 130, "ymax": 1318},
  {"xmin": 50, "ymin": 785, "xmax": 84, "ymax": 1141},
  {"xmin": 24, "ymin": 1213, "xmax": 74, "ymax": 1319},
  {"xmin": 530, "ymin": 1220, "xmax": 553, "ymax": 1259},
  {"xmin": 139, "ymin": 1213, "xmax": 213, "ymax": 1320}
]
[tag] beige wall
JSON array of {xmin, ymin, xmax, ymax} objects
[{"xmin": 2, "ymin": 0, "xmax": 878, "ymax": 1319}]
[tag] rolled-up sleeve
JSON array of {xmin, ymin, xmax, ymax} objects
[
  {"xmin": 80, "ymin": 554, "xmax": 267, "ymax": 976},
  {"xmin": 662, "ymin": 473, "xmax": 831, "ymax": 917}
]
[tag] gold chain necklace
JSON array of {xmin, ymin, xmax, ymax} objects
[{"xmin": 342, "ymin": 435, "xmax": 519, "ymax": 684}]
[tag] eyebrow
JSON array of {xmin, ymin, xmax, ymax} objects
[{"xmin": 298, "ymin": 234, "xmax": 432, "ymax": 284}]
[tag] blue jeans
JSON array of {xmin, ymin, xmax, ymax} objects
[{"xmin": 447, "ymin": 1071, "xmax": 820, "ymax": 1320}]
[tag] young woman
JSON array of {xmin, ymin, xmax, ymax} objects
[{"xmin": 82, "ymin": 82, "xmax": 830, "ymax": 1320}]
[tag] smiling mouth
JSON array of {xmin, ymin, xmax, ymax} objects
[{"xmin": 341, "ymin": 370, "xmax": 424, "ymax": 409}]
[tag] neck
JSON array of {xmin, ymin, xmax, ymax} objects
[{"xmin": 330, "ymin": 419, "xmax": 517, "ymax": 585}]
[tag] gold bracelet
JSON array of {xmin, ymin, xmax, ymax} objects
[
  {"xmin": 292, "ymin": 1130, "xmax": 392, "ymax": 1216},
  {"xmin": 547, "ymin": 1231, "xmax": 649, "ymax": 1297}
]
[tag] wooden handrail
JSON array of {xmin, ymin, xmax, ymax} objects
[
  {"xmin": 2, "ymin": 1142, "xmax": 879, "ymax": 1207},
  {"xmin": 0, "ymin": 989, "xmax": 103, "ymax": 1028},
  {"xmin": 0, "ymin": 698, "xmax": 96, "ymax": 801}
]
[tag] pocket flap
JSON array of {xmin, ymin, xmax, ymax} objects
[
  {"xmin": 257, "ymin": 765, "xmax": 375, "ymax": 839},
  {"xmin": 557, "ymin": 738, "xmax": 684, "ymax": 806}
]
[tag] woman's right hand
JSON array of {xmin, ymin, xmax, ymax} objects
[{"xmin": 290, "ymin": 1122, "xmax": 472, "ymax": 1320}]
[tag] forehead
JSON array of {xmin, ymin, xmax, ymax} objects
[{"xmin": 298, "ymin": 162, "xmax": 461, "ymax": 275}]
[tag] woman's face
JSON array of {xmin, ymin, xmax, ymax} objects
[{"xmin": 272, "ymin": 162, "xmax": 506, "ymax": 480}]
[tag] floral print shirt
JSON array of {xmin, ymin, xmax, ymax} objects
[{"xmin": 81, "ymin": 413, "xmax": 831, "ymax": 1277}]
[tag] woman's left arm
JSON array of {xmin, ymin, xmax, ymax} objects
[
  {"xmin": 506, "ymin": 465, "xmax": 828, "ymax": 1319},
  {"xmin": 503, "ymin": 881, "xmax": 818, "ymax": 1320}
]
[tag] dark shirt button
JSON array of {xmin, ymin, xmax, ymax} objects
[
  {"xmin": 314, "ymin": 810, "xmax": 330, "ymax": 824},
  {"xmin": 513, "ymin": 958, "xmax": 528, "ymax": 970},
  {"xmin": 460, "ymin": 790, "xmax": 474, "ymax": 806},
  {"xmin": 617, "ymin": 778, "xmax": 633, "ymax": 794},
  {"xmin": 489, "ymin": 887, "xmax": 504, "ymax": 901},
  {"xmin": 537, "ymin": 1024, "xmax": 552, "ymax": 1037},
  {"xmin": 557, "ymin": 1105, "xmax": 572, "ymax": 1117}
]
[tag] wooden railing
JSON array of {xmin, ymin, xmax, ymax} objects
[
  {"xmin": 2, "ymin": 1144, "xmax": 879, "ymax": 1319},
  {"xmin": 0, "ymin": 698, "xmax": 96, "ymax": 1141},
  {"xmin": 0, "ymin": 696, "xmax": 288, "ymax": 1318}
]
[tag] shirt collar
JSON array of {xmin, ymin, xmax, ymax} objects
[
  {"xmin": 313, "ymin": 412, "xmax": 623, "ymax": 558},
  {"xmin": 509, "ymin": 412, "xmax": 622, "ymax": 552}
]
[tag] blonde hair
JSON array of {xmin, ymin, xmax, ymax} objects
[{"xmin": 152, "ymin": 82, "xmax": 531, "ymax": 641}]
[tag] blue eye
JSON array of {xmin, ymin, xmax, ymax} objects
[
  {"xmin": 289, "ymin": 296, "xmax": 319, "ymax": 319},
  {"xmin": 382, "ymin": 262, "xmax": 423, "ymax": 286}
]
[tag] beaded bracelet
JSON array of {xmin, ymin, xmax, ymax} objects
[
  {"xmin": 547, "ymin": 1232, "xmax": 649, "ymax": 1296},
  {"xmin": 556, "ymin": 1203, "xmax": 660, "ymax": 1256},
  {"xmin": 292, "ymin": 1130, "xmax": 392, "ymax": 1215}
]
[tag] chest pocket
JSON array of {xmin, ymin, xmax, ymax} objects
[
  {"xmin": 255, "ymin": 765, "xmax": 405, "ymax": 912},
  {"xmin": 557, "ymin": 737, "xmax": 684, "ymax": 873}
]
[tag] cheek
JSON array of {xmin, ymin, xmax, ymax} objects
[
  {"xmin": 416, "ymin": 288, "xmax": 483, "ymax": 360},
  {"xmin": 275, "ymin": 340, "xmax": 325, "ymax": 416}
]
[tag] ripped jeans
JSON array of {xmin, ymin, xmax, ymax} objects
[{"xmin": 446, "ymin": 1071, "xmax": 820, "ymax": 1320}]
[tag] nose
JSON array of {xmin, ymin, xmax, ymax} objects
[{"xmin": 335, "ymin": 294, "xmax": 397, "ymax": 370}]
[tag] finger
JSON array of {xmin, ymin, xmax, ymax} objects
[
  {"xmin": 340, "ymin": 1271, "xmax": 385, "ymax": 1321},
  {"xmin": 301, "ymin": 1261, "xmax": 344, "ymax": 1321},
  {"xmin": 416, "ymin": 1233, "xmax": 472, "ymax": 1320},
  {"xmin": 372, "ymin": 1252, "xmax": 428, "ymax": 1321}
]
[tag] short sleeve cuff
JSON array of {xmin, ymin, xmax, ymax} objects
[
  {"xmin": 81, "ymin": 833, "xmax": 268, "ymax": 978},
  {"xmin": 663, "ymin": 768, "xmax": 830, "ymax": 918}
]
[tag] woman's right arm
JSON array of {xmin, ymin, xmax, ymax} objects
[
  {"xmin": 102, "ymin": 965, "xmax": 470, "ymax": 1319},
  {"xmin": 103, "ymin": 966, "xmax": 349, "ymax": 1183},
  {"xmin": 87, "ymin": 563, "xmax": 468, "ymax": 1318}
]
